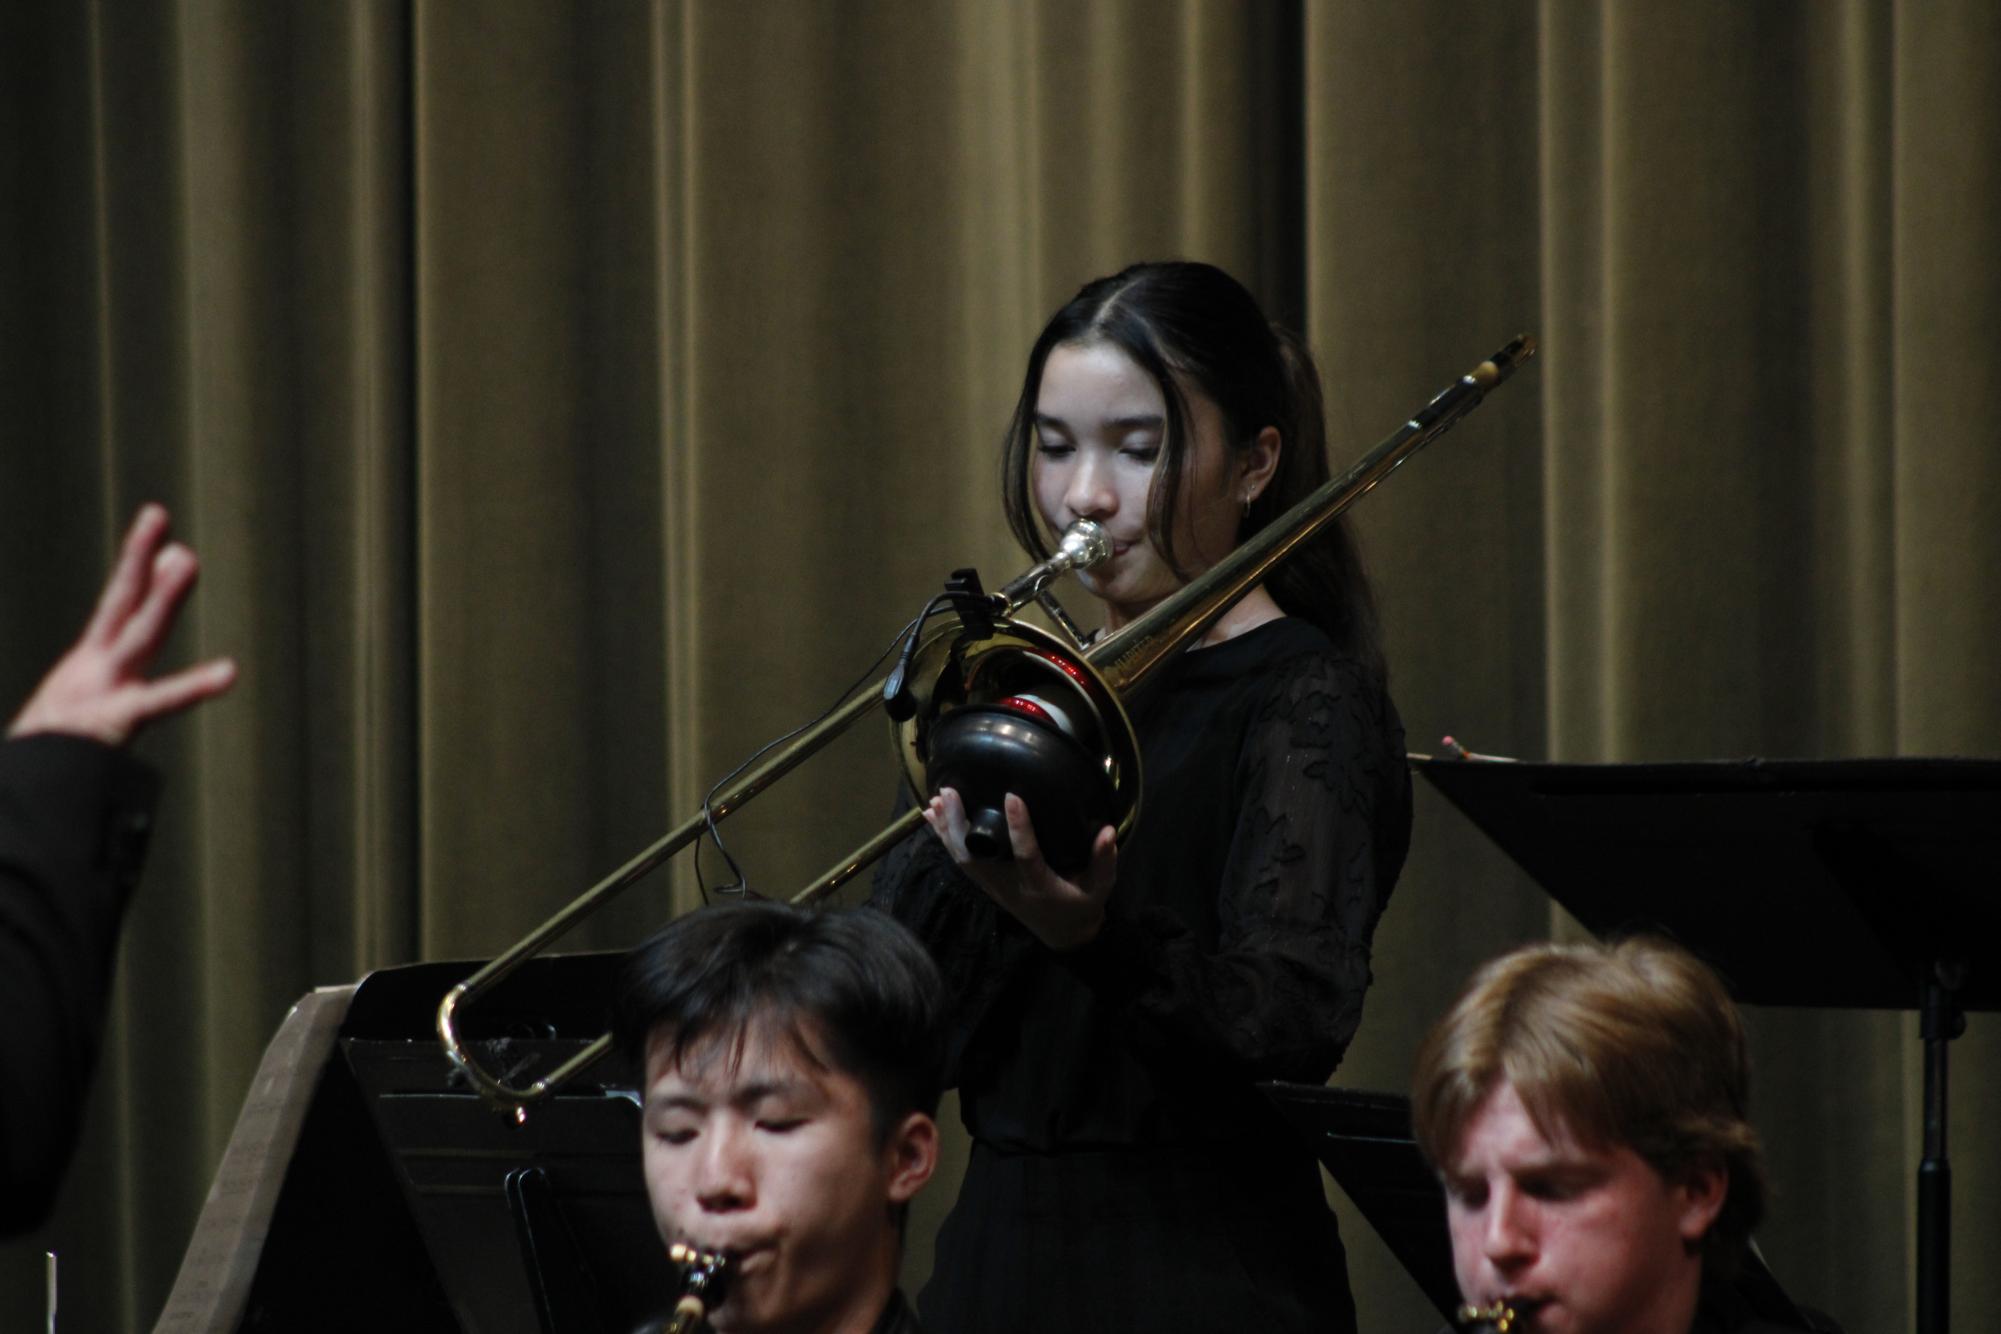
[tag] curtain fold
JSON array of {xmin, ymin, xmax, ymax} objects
[
  {"xmin": 1, "ymin": 2, "xmax": 1995, "ymax": 1328},
  {"xmin": 1302, "ymin": 4, "xmax": 1553, "ymax": 1326}
]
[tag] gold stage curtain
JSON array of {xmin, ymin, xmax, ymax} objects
[{"xmin": 1, "ymin": 2, "xmax": 1995, "ymax": 1329}]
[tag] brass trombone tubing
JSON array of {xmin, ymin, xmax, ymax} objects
[
  {"xmin": 778, "ymin": 336, "xmax": 1538, "ymax": 909},
  {"xmin": 438, "ymin": 679, "xmax": 886, "ymax": 1104},
  {"xmin": 1089, "ymin": 334, "xmax": 1535, "ymax": 694},
  {"xmin": 790, "ymin": 806, "xmax": 927, "ymax": 906},
  {"xmin": 438, "ymin": 573, "xmax": 1071, "ymax": 1104},
  {"xmin": 437, "ymin": 335, "xmax": 1535, "ymax": 1109}
]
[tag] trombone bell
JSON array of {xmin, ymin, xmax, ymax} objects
[{"xmin": 893, "ymin": 616, "xmax": 1141, "ymax": 873}]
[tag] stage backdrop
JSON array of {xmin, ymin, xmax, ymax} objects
[{"xmin": 2, "ymin": 2, "xmax": 1997, "ymax": 1329}]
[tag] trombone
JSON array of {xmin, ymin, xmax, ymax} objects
[{"xmin": 437, "ymin": 335, "xmax": 1536, "ymax": 1110}]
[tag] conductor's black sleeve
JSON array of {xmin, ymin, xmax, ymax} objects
[{"xmin": 0, "ymin": 734, "xmax": 157, "ymax": 1235}]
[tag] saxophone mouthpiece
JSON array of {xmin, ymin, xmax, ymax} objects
[
  {"xmin": 663, "ymin": 1242, "xmax": 732, "ymax": 1334},
  {"xmin": 1454, "ymin": 1300, "xmax": 1521, "ymax": 1332}
]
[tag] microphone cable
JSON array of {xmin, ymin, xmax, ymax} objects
[{"xmin": 695, "ymin": 592, "xmax": 954, "ymax": 904}]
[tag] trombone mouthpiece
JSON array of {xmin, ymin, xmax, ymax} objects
[
  {"xmin": 998, "ymin": 519, "xmax": 1115, "ymax": 609},
  {"xmin": 1056, "ymin": 519, "xmax": 1112, "ymax": 569}
]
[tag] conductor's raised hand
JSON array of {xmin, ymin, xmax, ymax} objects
[
  {"xmin": 924, "ymin": 786, "xmax": 1117, "ymax": 951},
  {"xmin": 6, "ymin": 504, "xmax": 237, "ymax": 747}
]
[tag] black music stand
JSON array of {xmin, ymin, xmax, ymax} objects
[
  {"xmin": 163, "ymin": 952, "xmax": 674, "ymax": 1331},
  {"xmin": 1259, "ymin": 1085, "xmax": 1459, "ymax": 1321},
  {"xmin": 337, "ymin": 953, "xmax": 671, "ymax": 1334},
  {"xmin": 1413, "ymin": 755, "xmax": 2001, "ymax": 1334}
]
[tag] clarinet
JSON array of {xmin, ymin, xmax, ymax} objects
[
  {"xmin": 660, "ymin": 1242, "xmax": 731, "ymax": 1334},
  {"xmin": 1454, "ymin": 1301, "xmax": 1520, "ymax": 1333}
]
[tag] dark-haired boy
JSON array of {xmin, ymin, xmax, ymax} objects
[{"xmin": 613, "ymin": 903, "xmax": 944, "ymax": 1334}]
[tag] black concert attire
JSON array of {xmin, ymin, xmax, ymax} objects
[
  {"xmin": 873, "ymin": 1290, "xmax": 925, "ymax": 1334},
  {"xmin": 1692, "ymin": 1275, "xmax": 1846, "ymax": 1334},
  {"xmin": 870, "ymin": 617, "xmax": 1411, "ymax": 1333},
  {"xmin": 641, "ymin": 1290, "xmax": 922, "ymax": 1334},
  {"xmin": 0, "ymin": 733, "xmax": 157, "ymax": 1235},
  {"xmin": 1692, "ymin": 1314, "xmax": 1820, "ymax": 1334}
]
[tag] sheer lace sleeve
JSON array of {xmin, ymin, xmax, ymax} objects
[{"xmin": 1058, "ymin": 652, "xmax": 1411, "ymax": 1085}]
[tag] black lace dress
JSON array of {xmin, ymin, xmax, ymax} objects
[{"xmin": 868, "ymin": 617, "xmax": 1411, "ymax": 1333}]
